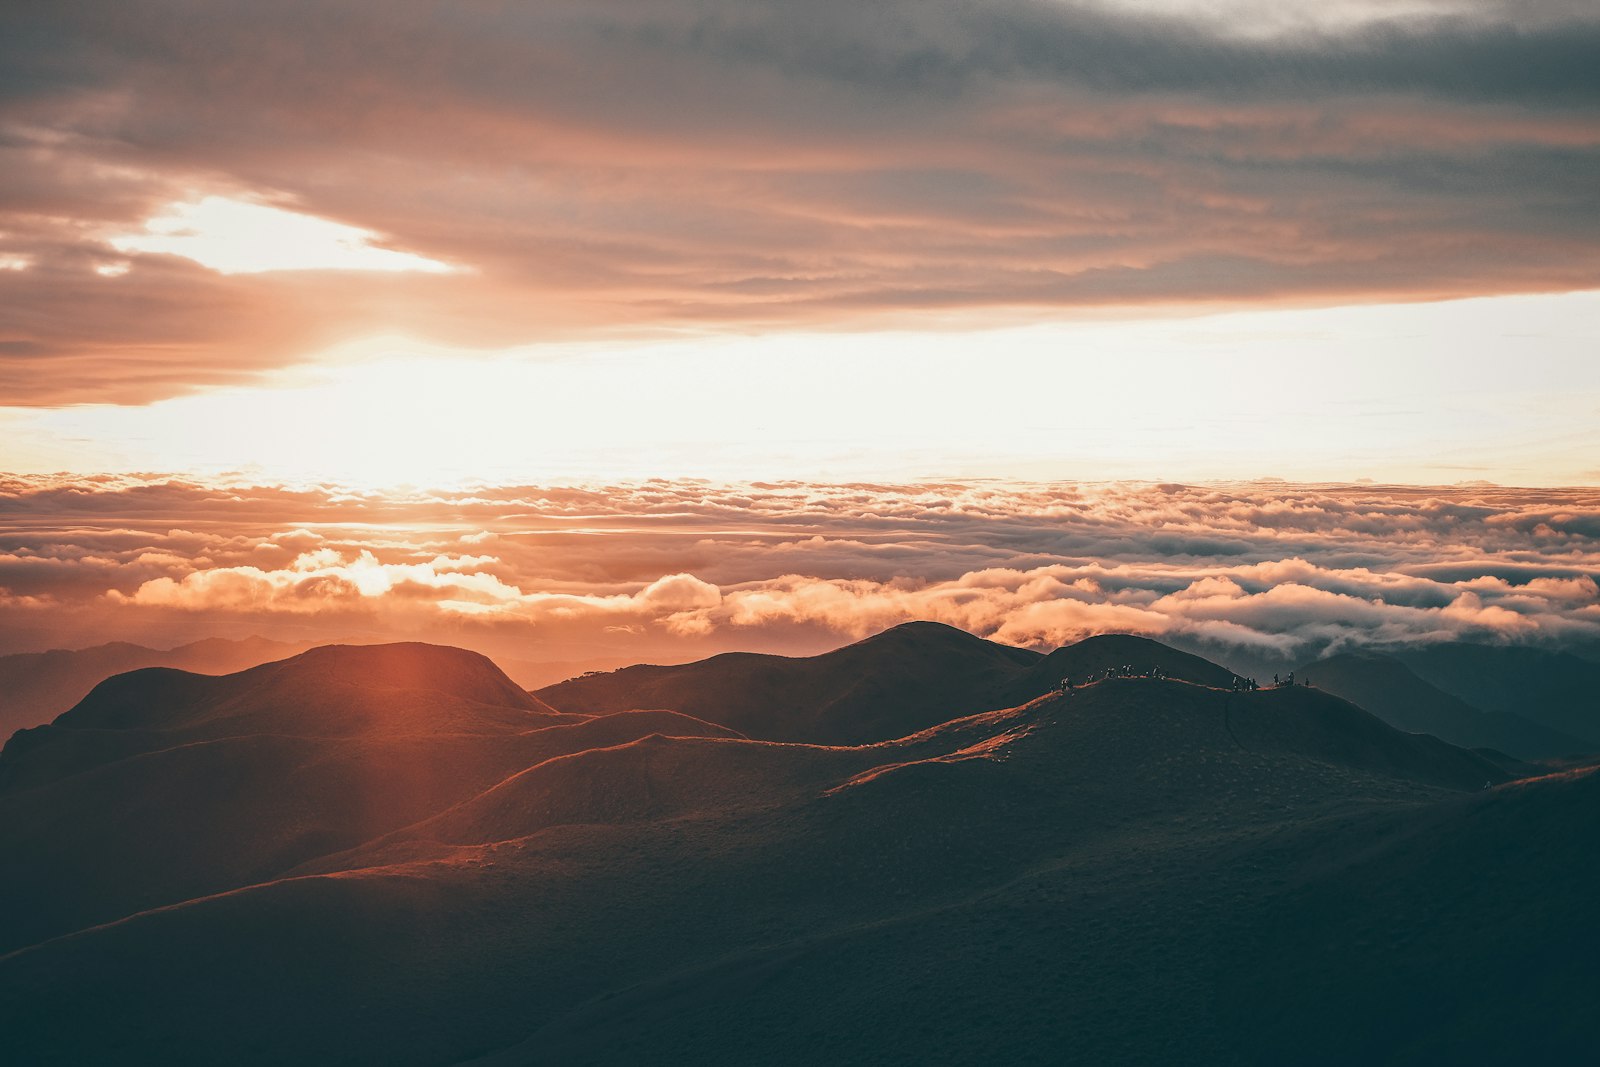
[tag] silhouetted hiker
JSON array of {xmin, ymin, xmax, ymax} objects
[
  {"xmin": 1273, "ymin": 673, "xmax": 1280, "ymax": 687},
  {"xmin": 1287, "ymin": 671, "xmax": 1295, "ymax": 686}
]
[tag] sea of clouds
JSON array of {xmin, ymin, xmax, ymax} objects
[{"xmin": 2, "ymin": 476, "xmax": 1596, "ymax": 667}]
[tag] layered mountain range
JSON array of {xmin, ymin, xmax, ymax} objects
[
  {"xmin": 1, "ymin": 623, "xmax": 1595, "ymax": 1064},
  {"xmin": 0, "ymin": 636, "xmax": 315, "ymax": 745}
]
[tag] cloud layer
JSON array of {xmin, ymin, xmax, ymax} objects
[
  {"xmin": 2, "ymin": 1, "xmax": 1598, "ymax": 402},
  {"xmin": 3, "ymin": 475, "xmax": 1597, "ymax": 668}
]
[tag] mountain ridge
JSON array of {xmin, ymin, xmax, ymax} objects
[
  {"xmin": 536, "ymin": 622, "xmax": 1241, "ymax": 745},
  {"xmin": 0, "ymin": 626, "xmax": 1592, "ymax": 1063}
]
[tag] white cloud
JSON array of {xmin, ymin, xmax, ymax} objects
[{"xmin": 5, "ymin": 476, "xmax": 1597, "ymax": 661}]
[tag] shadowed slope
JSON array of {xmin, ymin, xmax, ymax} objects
[
  {"xmin": 1300, "ymin": 651, "xmax": 1589, "ymax": 760},
  {"xmin": 341, "ymin": 679, "xmax": 1511, "ymax": 869},
  {"xmin": 310, "ymin": 735, "xmax": 870, "ymax": 873},
  {"xmin": 1224, "ymin": 683, "xmax": 1514, "ymax": 790},
  {"xmin": 304, "ymin": 700, "xmax": 1053, "ymax": 876},
  {"xmin": 0, "ymin": 676, "xmax": 1539, "ymax": 1066},
  {"xmin": 1231, "ymin": 765, "xmax": 1600, "ymax": 1064}
]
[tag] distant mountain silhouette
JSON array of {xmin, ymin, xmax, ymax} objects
[
  {"xmin": 1393, "ymin": 642, "xmax": 1600, "ymax": 746},
  {"xmin": 0, "ymin": 635, "xmax": 315, "ymax": 744},
  {"xmin": 0, "ymin": 628, "xmax": 1592, "ymax": 1064},
  {"xmin": 537, "ymin": 622, "xmax": 1237, "ymax": 744},
  {"xmin": 1298, "ymin": 650, "xmax": 1588, "ymax": 759}
]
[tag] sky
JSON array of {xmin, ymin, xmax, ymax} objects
[{"xmin": 1, "ymin": 1, "xmax": 1597, "ymax": 660}]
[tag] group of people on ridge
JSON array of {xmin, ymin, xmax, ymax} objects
[
  {"xmin": 1232, "ymin": 671, "xmax": 1312, "ymax": 691},
  {"xmin": 1056, "ymin": 664, "xmax": 1171, "ymax": 693},
  {"xmin": 1052, "ymin": 667, "xmax": 1314, "ymax": 694}
]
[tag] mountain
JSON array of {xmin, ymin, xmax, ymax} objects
[
  {"xmin": 1298, "ymin": 651, "xmax": 1589, "ymax": 760},
  {"xmin": 1392, "ymin": 642, "xmax": 1600, "ymax": 746},
  {"xmin": 535, "ymin": 622, "xmax": 1239, "ymax": 745},
  {"xmin": 536, "ymin": 620, "xmax": 1040, "ymax": 744},
  {"xmin": 4, "ymin": 628, "xmax": 1591, "ymax": 1063},
  {"xmin": 0, "ymin": 635, "xmax": 316, "ymax": 744},
  {"xmin": 0, "ymin": 643, "xmax": 738, "ymax": 953}
]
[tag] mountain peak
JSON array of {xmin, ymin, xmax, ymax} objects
[
  {"xmin": 855, "ymin": 620, "xmax": 1005, "ymax": 652},
  {"xmin": 271, "ymin": 642, "xmax": 537, "ymax": 704},
  {"xmin": 53, "ymin": 641, "xmax": 550, "ymax": 735}
]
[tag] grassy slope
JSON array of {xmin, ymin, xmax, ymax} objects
[{"xmin": 3, "ymin": 679, "xmax": 1572, "ymax": 1066}]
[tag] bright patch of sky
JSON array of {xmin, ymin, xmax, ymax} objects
[
  {"xmin": 4, "ymin": 290, "xmax": 1597, "ymax": 486},
  {"xmin": 107, "ymin": 196, "xmax": 457, "ymax": 275}
]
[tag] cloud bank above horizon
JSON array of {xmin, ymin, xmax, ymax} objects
[
  {"xmin": 3, "ymin": 0, "xmax": 1598, "ymax": 405},
  {"xmin": 3, "ymin": 476, "xmax": 1597, "ymax": 669}
]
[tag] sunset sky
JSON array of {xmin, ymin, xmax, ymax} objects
[{"xmin": 2, "ymin": 1, "xmax": 1597, "ymax": 663}]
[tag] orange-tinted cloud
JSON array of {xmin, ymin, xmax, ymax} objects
[
  {"xmin": 2, "ymin": 476, "xmax": 1597, "ymax": 667},
  {"xmin": 2, "ymin": 2, "xmax": 1598, "ymax": 402}
]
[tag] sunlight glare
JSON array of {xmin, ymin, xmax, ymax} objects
[
  {"xmin": 8, "ymin": 291, "xmax": 1599, "ymax": 488},
  {"xmin": 107, "ymin": 196, "xmax": 457, "ymax": 275}
]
